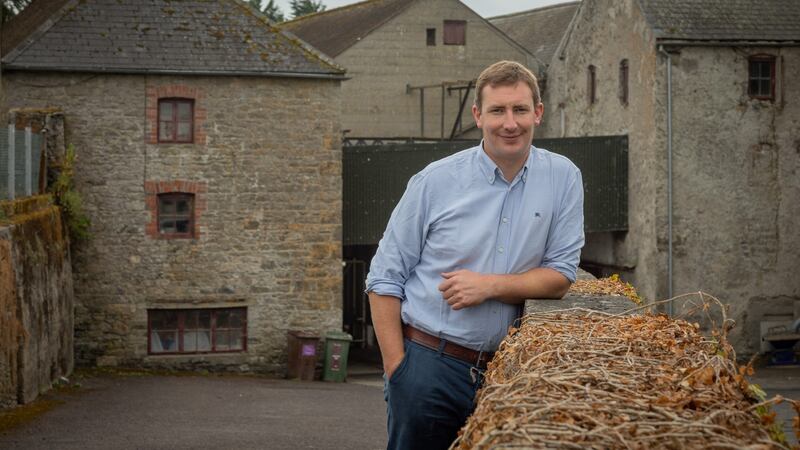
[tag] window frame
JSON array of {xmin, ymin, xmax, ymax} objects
[
  {"xmin": 748, "ymin": 55, "xmax": 776, "ymax": 101},
  {"xmin": 588, "ymin": 65, "xmax": 597, "ymax": 105},
  {"xmin": 619, "ymin": 59, "xmax": 629, "ymax": 106},
  {"xmin": 147, "ymin": 308, "xmax": 248, "ymax": 355},
  {"xmin": 157, "ymin": 192, "xmax": 195, "ymax": 239},
  {"xmin": 443, "ymin": 20, "xmax": 466, "ymax": 45},
  {"xmin": 426, "ymin": 28, "xmax": 436, "ymax": 46},
  {"xmin": 158, "ymin": 98, "xmax": 194, "ymax": 143}
]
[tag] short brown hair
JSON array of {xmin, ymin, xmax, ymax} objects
[{"xmin": 474, "ymin": 60, "xmax": 541, "ymax": 109}]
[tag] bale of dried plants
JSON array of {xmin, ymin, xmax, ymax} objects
[{"xmin": 453, "ymin": 293, "xmax": 800, "ymax": 449}]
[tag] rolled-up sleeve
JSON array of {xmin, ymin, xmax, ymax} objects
[
  {"xmin": 366, "ymin": 173, "xmax": 431, "ymax": 300},
  {"xmin": 541, "ymin": 167, "xmax": 585, "ymax": 283}
]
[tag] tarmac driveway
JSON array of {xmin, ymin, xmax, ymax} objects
[{"xmin": 0, "ymin": 372, "xmax": 387, "ymax": 450}]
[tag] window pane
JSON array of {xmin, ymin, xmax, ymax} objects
[
  {"xmin": 229, "ymin": 310, "xmax": 244, "ymax": 328},
  {"xmin": 159, "ymin": 198, "xmax": 175, "ymax": 214},
  {"xmin": 159, "ymin": 121, "xmax": 174, "ymax": 141},
  {"xmin": 185, "ymin": 310, "xmax": 198, "ymax": 329},
  {"xmin": 216, "ymin": 310, "xmax": 230, "ymax": 328},
  {"xmin": 158, "ymin": 330, "xmax": 178, "ymax": 352},
  {"xmin": 759, "ymin": 62, "xmax": 771, "ymax": 78},
  {"xmin": 175, "ymin": 219, "xmax": 190, "ymax": 233},
  {"xmin": 151, "ymin": 310, "xmax": 178, "ymax": 329},
  {"xmin": 759, "ymin": 79, "xmax": 771, "ymax": 97},
  {"xmin": 426, "ymin": 28, "xmax": 435, "ymax": 46},
  {"xmin": 160, "ymin": 220, "xmax": 176, "ymax": 233},
  {"xmin": 196, "ymin": 330, "xmax": 211, "ymax": 351},
  {"xmin": 198, "ymin": 311, "xmax": 211, "ymax": 328},
  {"xmin": 229, "ymin": 330, "xmax": 243, "ymax": 350},
  {"xmin": 183, "ymin": 330, "xmax": 198, "ymax": 351},
  {"xmin": 177, "ymin": 102, "xmax": 192, "ymax": 120},
  {"xmin": 749, "ymin": 61, "xmax": 759, "ymax": 78},
  {"xmin": 159, "ymin": 102, "xmax": 173, "ymax": 120},
  {"xmin": 215, "ymin": 330, "xmax": 230, "ymax": 350},
  {"xmin": 177, "ymin": 122, "xmax": 192, "ymax": 141},
  {"xmin": 176, "ymin": 199, "xmax": 191, "ymax": 214}
]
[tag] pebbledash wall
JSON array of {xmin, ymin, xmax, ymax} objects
[
  {"xmin": 540, "ymin": 0, "xmax": 800, "ymax": 356},
  {"xmin": 2, "ymin": 72, "xmax": 343, "ymax": 372}
]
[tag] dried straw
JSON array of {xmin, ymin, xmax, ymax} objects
[{"xmin": 453, "ymin": 292, "xmax": 798, "ymax": 449}]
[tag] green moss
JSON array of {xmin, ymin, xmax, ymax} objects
[{"xmin": 0, "ymin": 398, "xmax": 65, "ymax": 433}]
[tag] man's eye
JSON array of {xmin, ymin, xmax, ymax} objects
[{"xmin": 514, "ymin": 107, "xmax": 530, "ymax": 113}]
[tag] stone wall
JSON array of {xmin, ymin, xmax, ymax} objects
[
  {"xmin": 3, "ymin": 72, "xmax": 343, "ymax": 373},
  {"xmin": 539, "ymin": 0, "xmax": 800, "ymax": 356},
  {"xmin": 539, "ymin": 0, "xmax": 662, "ymax": 301},
  {"xmin": 0, "ymin": 195, "xmax": 74, "ymax": 408},
  {"xmin": 336, "ymin": 0, "xmax": 536, "ymax": 139}
]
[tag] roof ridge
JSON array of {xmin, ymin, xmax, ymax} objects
[
  {"xmin": 281, "ymin": 0, "xmax": 383, "ymax": 26},
  {"xmin": 488, "ymin": 1, "xmax": 580, "ymax": 21}
]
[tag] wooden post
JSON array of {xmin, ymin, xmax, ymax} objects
[
  {"xmin": 25, "ymin": 126, "xmax": 32, "ymax": 197},
  {"xmin": 7, "ymin": 124, "xmax": 14, "ymax": 200}
]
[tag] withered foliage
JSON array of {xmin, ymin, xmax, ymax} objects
[
  {"xmin": 453, "ymin": 295, "xmax": 799, "ymax": 449},
  {"xmin": 569, "ymin": 274, "xmax": 641, "ymax": 304}
]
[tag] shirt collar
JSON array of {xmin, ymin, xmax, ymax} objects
[{"xmin": 476, "ymin": 141, "xmax": 534, "ymax": 186}]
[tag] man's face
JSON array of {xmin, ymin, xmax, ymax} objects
[{"xmin": 472, "ymin": 81, "xmax": 543, "ymax": 166}]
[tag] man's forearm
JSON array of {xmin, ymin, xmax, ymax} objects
[
  {"xmin": 488, "ymin": 267, "xmax": 571, "ymax": 303},
  {"xmin": 367, "ymin": 292, "xmax": 405, "ymax": 374}
]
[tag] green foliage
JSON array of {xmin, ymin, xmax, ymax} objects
[
  {"xmin": 248, "ymin": 0, "xmax": 285, "ymax": 22},
  {"xmin": 1, "ymin": 0, "xmax": 29, "ymax": 23},
  {"xmin": 290, "ymin": 0, "xmax": 325, "ymax": 19},
  {"xmin": 50, "ymin": 145, "xmax": 91, "ymax": 242}
]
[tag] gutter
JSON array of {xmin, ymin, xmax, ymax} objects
[
  {"xmin": 658, "ymin": 45, "xmax": 673, "ymax": 314},
  {"xmin": 0, "ymin": 65, "xmax": 349, "ymax": 80}
]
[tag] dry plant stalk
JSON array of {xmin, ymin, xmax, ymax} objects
[
  {"xmin": 569, "ymin": 274, "xmax": 641, "ymax": 304},
  {"xmin": 453, "ymin": 293, "xmax": 798, "ymax": 450}
]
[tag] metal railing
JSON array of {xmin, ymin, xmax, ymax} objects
[{"xmin": 0, "ymin": 125, "xmax": 43, "ymax": 200}]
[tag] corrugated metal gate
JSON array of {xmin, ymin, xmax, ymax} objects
[
  {"xmin": 343, "ymin": 136, "xmax": 628, "ymax": 246},
  {"xmin": 342, "ymin": 136, "xmax": 628, "ymax": 348}
]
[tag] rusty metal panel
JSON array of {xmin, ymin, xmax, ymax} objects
[{"xmin": 343, "ymin": 136, "xmax": 628, "ymax": 246}]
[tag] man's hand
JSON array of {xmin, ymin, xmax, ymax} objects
[
  {"xmin": 383, "ymin": 352, "xmax": 405, "ymax": 379},
  {"xmin": 438, "ymin": 269, "xmax": 494, "ymax": 310}
]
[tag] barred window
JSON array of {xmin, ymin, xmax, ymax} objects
[
  {"xmin": 748, "ymin": 56, "xmax": 775, "ymax": 100},
  {"xmin": 588, "ymin": 65, "xmax": 597, "ymax": 104},
  {"xmin": 619, "ymin": 59, "xmax": 629, "ymax": 106}
]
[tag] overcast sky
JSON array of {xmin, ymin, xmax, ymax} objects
[{"xmin": 274, "ymin": 0, "xmax": 573, "ymax": 20}]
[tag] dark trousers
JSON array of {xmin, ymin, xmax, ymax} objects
[{"xmin": 383, "ymin": 339, "xmax": 484, "ymax": 450}]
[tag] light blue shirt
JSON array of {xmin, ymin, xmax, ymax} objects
[{"xmin": 366, "ymin": 144, "xmax": 584, "ymax": 352}]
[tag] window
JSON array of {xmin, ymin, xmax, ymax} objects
[
  {"xmin": 157, "ymin": 193, "xmax": 194, "ymax": 237},
  {"xmin": 426, "ymin": 28, "xmax": 436, "ymax": 46},
  {"xmin": 158, "ymin": 98, "xmax": 194, "ymax": 143},
  {"xmin": 148, "ymin": 308, "xmax": 247, "ymax": 354},
  {"xmin": 748, "ymin": 56, "xmax": 775, "ymax": 100},
  {"xmin": 443, "ymin": 20, "xmax": 466, "ymax": 45},
  {"xmin": 619, "ymin": 59, "xmax": 629, "ymax": 106},
  {"xmin": 588, "ymin": 65, "xmax": 597, "ymax": 104}
]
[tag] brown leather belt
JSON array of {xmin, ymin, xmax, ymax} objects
[{"xmin": 402, "ymin": 324, "xmax": 494, "ymax": 369}]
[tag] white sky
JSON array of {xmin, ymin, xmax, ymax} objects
[{"xmin": 274, "ymin": 0, "xmax": 573, "ymax": 19}]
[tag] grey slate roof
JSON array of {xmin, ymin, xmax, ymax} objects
[
  {"xmin": 638, "ymin": 0, "xmax": 800, "ymax": 43},
  {"xmin": 489, "ymin": 2, "xmax": 579, "ymax": 66},
  {"xmin": 280, "ymin": 0, "xmax": 415, "ymax": 58},
  {"xmin": 1, "ymin": 0, "xmax": 345, "ymax": 77}
]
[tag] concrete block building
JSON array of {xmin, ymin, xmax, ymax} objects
[
  {"xmin": 281, "ymin": 0, "xmax": 538, "ymax": 140},
  {"xmin": 538, "ymin": 0, "xmax": 800, "ymax": 356},
  {"xmin": 1, "ymin": 0, "xmax": 346, "ymax": 372}
]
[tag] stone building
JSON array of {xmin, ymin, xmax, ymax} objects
[
  {"xmin": 1, "ymin": 0, "xmax": 346, "ymax": 372},
  {"xmin": 538, "ymin": 0, "xmax": 800, "ymax": 356},
  {"xmin": 281, "ymin": 0, "xmax": 538, "ymax": 139}
]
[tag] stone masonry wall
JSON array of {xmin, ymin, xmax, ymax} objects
[
  {"xmin": 539, "ymin": 0, "xmax": 662, "ymax": 302},
  {"xmin": 336, "ymin": 0, "xmax": 536, "ymax": 139},
  {"xmin": 540, "ymin": 0, "xmax": 800, "ymax": 357},
  {"xmin": 0, "ymin": 196, "xmax": 74, "ymax": 407},
  {"xmin": 3, "ymin": 72, "xmax": 343, "ymax": 373},
  {"xmin": 666, "ymin": 46, "xmax": 800, "ymax": 355}
]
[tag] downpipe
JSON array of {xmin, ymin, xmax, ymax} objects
[{"xmin": 658, "ymin": 45, "xmax": 674, "ymax": 315}]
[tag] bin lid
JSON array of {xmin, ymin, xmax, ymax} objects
[
  {"xmin": 325, "ymin": 331, "xmax": 353, "ymax": 341},
  {"xmin": 288, "ymin": 330, "xmax": 320, "ymax": 339}
]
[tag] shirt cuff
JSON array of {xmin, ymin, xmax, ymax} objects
[
  {"xmin": 541, "ymin": 262, "xmax": 577, "ymax": 284},
  {"xmin": 365, "ymin": 279, "xmax": 405, "ymax": 301}
]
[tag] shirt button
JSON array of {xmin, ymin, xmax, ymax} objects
[
  {"xmin": 497, "ymin": 246, "xmax": 504, "ymax": 253},
  {"xmin": 502, "ymin": 217, "xmax": 509, "ymax": 223}
]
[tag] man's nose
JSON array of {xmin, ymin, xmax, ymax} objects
[{"xmin": 502, "ymin": 111, "xmax": 517, "ymax": 130}]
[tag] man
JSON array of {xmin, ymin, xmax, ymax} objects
[{"xmin": 366, "ymin": 60, "xmax": 584, "ymax": 449}]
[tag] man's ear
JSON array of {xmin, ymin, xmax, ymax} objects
[
  {"xmin": 472, "ymin": 104, "xmax": 482, "ymax": 128},
  {"xmin": 533, "ymin": 103, "xmax": 544, "ymax": 126}
]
